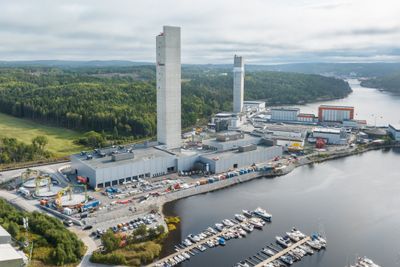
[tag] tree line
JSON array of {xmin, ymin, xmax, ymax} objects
[
  {"xmin": 0, "ymin": 199, "xmax": 85, "ymax": 266},
  {"xmin": 0, "ymin": 67, "xmax": 351, "ymax": 139},
  {"xmin": 0, "ymin": 136, "xmax": 51, "ymax": 164}
]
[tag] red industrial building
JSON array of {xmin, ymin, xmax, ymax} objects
[{"xmin": 318, "ymin": 105, "xmax": 354, "ymax": 122}]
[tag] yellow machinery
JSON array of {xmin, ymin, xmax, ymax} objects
[
  {"xmin": 34, "ymin": 175, "xmax": 52, "ymax": 195},
  {"xmin": 55, "ymin": 184, "xmax": 88, "ymax": 209}
]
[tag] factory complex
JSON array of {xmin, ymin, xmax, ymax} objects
[{"xmin": 71, "ymin": 26, "xmax": 283, "ymax": 189}]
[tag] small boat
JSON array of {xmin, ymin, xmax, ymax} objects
[
  {"xmin": 182, "ymin": 238, "xmax": 193, "ymax": 247},
  {"xmin": 306, "ymin": 240, "xmax": 322, "ymax": 250},
  {"xmin": 249, "ymin": 218, "xmax": 263, "ymax": 229},
  {"xmin": 206, "ymin": 240, "xmax": 214, "ymax": 248},
  {"xmin": 299, "ymin": 244, "xmax": 314, "ymax": 255},
  {"xmin": 188, "ymin": 234, "xmax": 200, "ymax": 243},
  {"xmin": 215, "ymin": 223, "xmax": 224, "ymax": 232},
  {"xmin": 280, "ymin": 255, "xmax": 294, "ymax": 265},
  {"xmin": 197, "ymin": 244, "xmax": 207, "ymax": 251},
  {"xmin": 241, "ymin": 223, "xmax": 254, "ymax": 232},
  {"xmin": 235, "ymin": 213, "xmax": 246, "ymax": 222},
  {"xmin": 222, "ymin": 219, "xmax": 235, "ymax": 227},
  {"xmin": 253, "ymin": 207, "xmax": 272, "ymax": 222},
  {"xmin": 238, "ymin": 228, "xmax": 247, "ymax": 237},
  {"xmin": 182, "ymin": 252, "xmax": 190, "ymax": 259},
  {"xmin": 242, "ymin": 209, "xmax": 252, "ymax": 217},
  {"xmin": 262, "ymin": 248, "xmax": 275, "ymax": 256},
  {"xmin": 206, "ymin": 227, "xmax": 217, "ymax": 235},
  {"xmin": 275, "ymin": 236, "xmax": 292, "ymax": 248},
  {"xmin": 218, "ymin": 237, "xmax": 226, "ymax": 246}
]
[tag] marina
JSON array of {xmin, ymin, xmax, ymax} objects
[
  {"xmin": 149, "ymin": 208, "xmax": 271, "ymax": 267},
  {"xmin": 234, "ymin": 229, "xmax": 326, "ymax": 267}
]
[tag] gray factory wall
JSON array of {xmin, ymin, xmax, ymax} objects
[
  {"xmin": 70, "ymin": 156, "xmax": 97, "ymax": 188},
  {"xmin": 177, "ymin": 154, "xmax": 200, "ymax": 171},
  {"xmin": 94, "ymin": 156, "xmax": 176, "ymax": 187},
  {"xmin": 200, "ymin": 146, "xmax": 282, "ymax": 174}
]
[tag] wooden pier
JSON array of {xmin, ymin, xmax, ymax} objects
[
  {"xmin": 147, "ymin": 219, "xmax": 256, "ymax": 267},
  {"xmin": 253, "ymin": 236, "xmax": 311, "ymax": 267}
]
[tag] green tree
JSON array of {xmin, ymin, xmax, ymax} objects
[
  {"xmin": 32, "ymin": 135, "xmax": 48, "ymax": 150},
  {"xmin": 101, "ymin": 230, "xmax": 120, "ymax": 253}
]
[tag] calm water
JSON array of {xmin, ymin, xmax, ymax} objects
[
  {"xmin": 162, "ymin": 81, "xmax": 400, "ymax": 267},
  {"xmin": 289, "ymin": 79, "xmax": 400, "ymax": 126}
]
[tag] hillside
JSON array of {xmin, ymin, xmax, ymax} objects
[
  {"xmin": 0, "ymin": 66, "xmax": 351, "ymax": 139},
  {"xmin": 360, "ymin": 73, "xmax": 400, "ymax": 93}
]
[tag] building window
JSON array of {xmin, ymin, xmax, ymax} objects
[
  {"xmin": 233, "ymin": 163, "xmax": 238, "ymax": 168},
  {"xmin": 145, "ymin": 173, "xmax": 151, "ymax": 178},
  {"xmin": 119, "ymin": 179, "xmax": 125, "ymax": 184},
  {"xmin": 139, "ymin": 174, "xmax": 144, "ymax": 178},
  {"xmin": 112, "ymin": 180, "xmax": 118, "ymax": 186},
  {"xmin": 105, "ymin": 182, "xmax": 111, "ymax": 187},
  {"xmin": 126, "ymin": 177, "xmax": 132, "ymax": 182},
  {"xmin": 97, "ymin": 183, "xmax": 104, "ymax": 188}
]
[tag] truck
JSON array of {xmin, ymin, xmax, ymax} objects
[
  {"xmin": 81, "ymin": 200, "xmax": 100, "ymax": 211},
  {"xmin": 76, "ymin": 176, "xmax": 88, "ymax": 184}
]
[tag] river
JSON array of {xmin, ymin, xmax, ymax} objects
[{"xmin": 162, "ymin": 81, "xmax": 400, "ymax": 267}]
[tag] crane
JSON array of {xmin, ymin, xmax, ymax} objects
[
  {"xmin": 34, "ymin": 175, "xmax": 52, "ymax": 195},
  {"xmin": 55, "ymin": 184, "xmax": 88, "ymax": 209}
]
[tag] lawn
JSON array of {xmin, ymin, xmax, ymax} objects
[{"xmin": 0, "ymin": 112, "xmax": 85, "ymax": 157}]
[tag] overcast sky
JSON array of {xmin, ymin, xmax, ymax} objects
[{"xmin": 0, "ymin": 0, "xmax": 399, "ymax": 64}]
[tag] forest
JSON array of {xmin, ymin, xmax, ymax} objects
[
  {"xmin": 0, "ymin": 66, "xmax": 351, "ymax": 139},
  {"xmin": 0, "ymin": 199, "xmax": 85, "ymax": 266},
  {"xmin": 361, "ymin": 72, "xmax": 400, "ymax": 93}
]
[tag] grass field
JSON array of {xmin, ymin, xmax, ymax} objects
[{"xmin": 0, "ymin": 112, "xmax": 85, "ymax": 157}]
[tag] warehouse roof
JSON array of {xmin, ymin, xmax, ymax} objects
[
  {"xmin": 389, "ymin": 124, "xmax": 400, "ymax": 131},
  {"xmin": 0, "ymin": 244, "xmax": 24, "ymax": 262},
  {"xmin": 71, "ymin": 146, "xmax": 175, "ymax": 169},
  {"xmin": 200, "ymin": 145, "xmax": 278, "ymax": 161},
  {"xmin": 313, "ymin": 127, "xmax": 342, "ymax": 134},
  {"xmin": 271, "ymin": 107, "xmax": 300, "ymax": 111},
  {"xmin": 0, "ymin": 226, "xmax": 11, "ymax": 242},
  {"xmin": 319, "ymin": 105, "xmax": 354, "ymax": 109}
]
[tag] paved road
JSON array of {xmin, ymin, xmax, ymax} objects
[
  {"xmin": 0, "ymin": 189, "xmax": 41, "ymax": 212},
  {"xmin": 0, "ymin": 162, "xmax": 70, "ymax": 185}
]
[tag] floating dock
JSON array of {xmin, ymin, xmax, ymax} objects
[{"xmin": 253, "ymin": 236, "xmax": 311, "ymax": 267}]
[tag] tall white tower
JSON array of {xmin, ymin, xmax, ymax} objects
[
  {"xmin": 156, "ymin": 26, "xmax": 182, "ymax": 149},
  {"xmin": 233, "ymin": 55, "xmax": 244, "ymax": 113}
]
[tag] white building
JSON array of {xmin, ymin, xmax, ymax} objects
[
  {"xmin": 243, "ymin": 101, "xmax": 265, "ymax": 113},
  {"xmin": 312, "ymin": 127, "xmax": 348, "ymax": 145},
  {"xmin": 233, "ymin": 55, "xmax": 244, "ymax": 113},
  {"xmin": 0, "ymin": 226, "xmax": 11, "ymax": 245},
  {"xmin": 388, "ymin": 124, "xmax": 400, "ymax": 141},
  {"xmin": 270, "ymin": 108, "xmax": 300, "ymax": 122},
  {"xmin": 156, "ymin": 26, "xmax": 181, "ymax": 148}
]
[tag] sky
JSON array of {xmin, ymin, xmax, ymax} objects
[{"xmin": 0, "ymin": 0, "xmax": 399, "ymax": 64}]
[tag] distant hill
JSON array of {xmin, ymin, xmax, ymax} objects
[
  {"xmin": 1, "ymin": 61, "xmax": 400, "ymax": 77},
  {"xmin": 360, "ymin": 72, "xmax": 400, "ymax": 93},
  {"xmin": 0, "ymin": 66, "xmax": 351, "ymax": 138}
]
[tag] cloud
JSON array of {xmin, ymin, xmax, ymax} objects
[{"xmin": 0, "ymin": 0, "xmax": 399, "ymax": 63}]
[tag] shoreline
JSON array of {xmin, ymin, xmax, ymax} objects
[
  {"xmin": 159, "ymin": 143, "xmax": 400, "ymax": 209},
  {"xmin": 157, "ymin": 143, "xmax": 399, "ymax": 258}
]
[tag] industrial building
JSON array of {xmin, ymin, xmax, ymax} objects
[
  {"xmin": 71, "ymin": 26, "xmax": 283, "ymax": 188},
  {"xmin": 311, "ymin": 127, "xmax": 348, "ymax": 145},
  {"xmin": 388, "ymin": 124, "xmax": 400, "ymax": 141},
  {"xmin": 208, "ymin": 112, "xmax": 243, "ymax": 132},
  {"xmin": 233, "ymin": 55, "xmax": 244, "ymax": 113},
  {"xmin": 318, "ymin": 105, "xmax": 354, "ymax": 122},
  {"xmin": 0, "ymin": 225, "xmax": 11, "ymax": 244},
  {"xmin": 243, "ymin": 101, "xmax": 265, "ymax": 113},
  {"xmin": 156, "ymin": 26, "xmax": 181, "ymax": 148},
  {"xmin": 0, "ymin": 226, "xmax": 26, "ymax": 267},
  {"xmin": 297, "ymin": 113, "xmax": 317, "ymax": 123},
  {"xmin": 270, "ymin": 107, "xmax": 300, "ymax": 122},
  {"xmin": 199, "ymin": 146, "xmax": 282, "ymax": 174}
]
